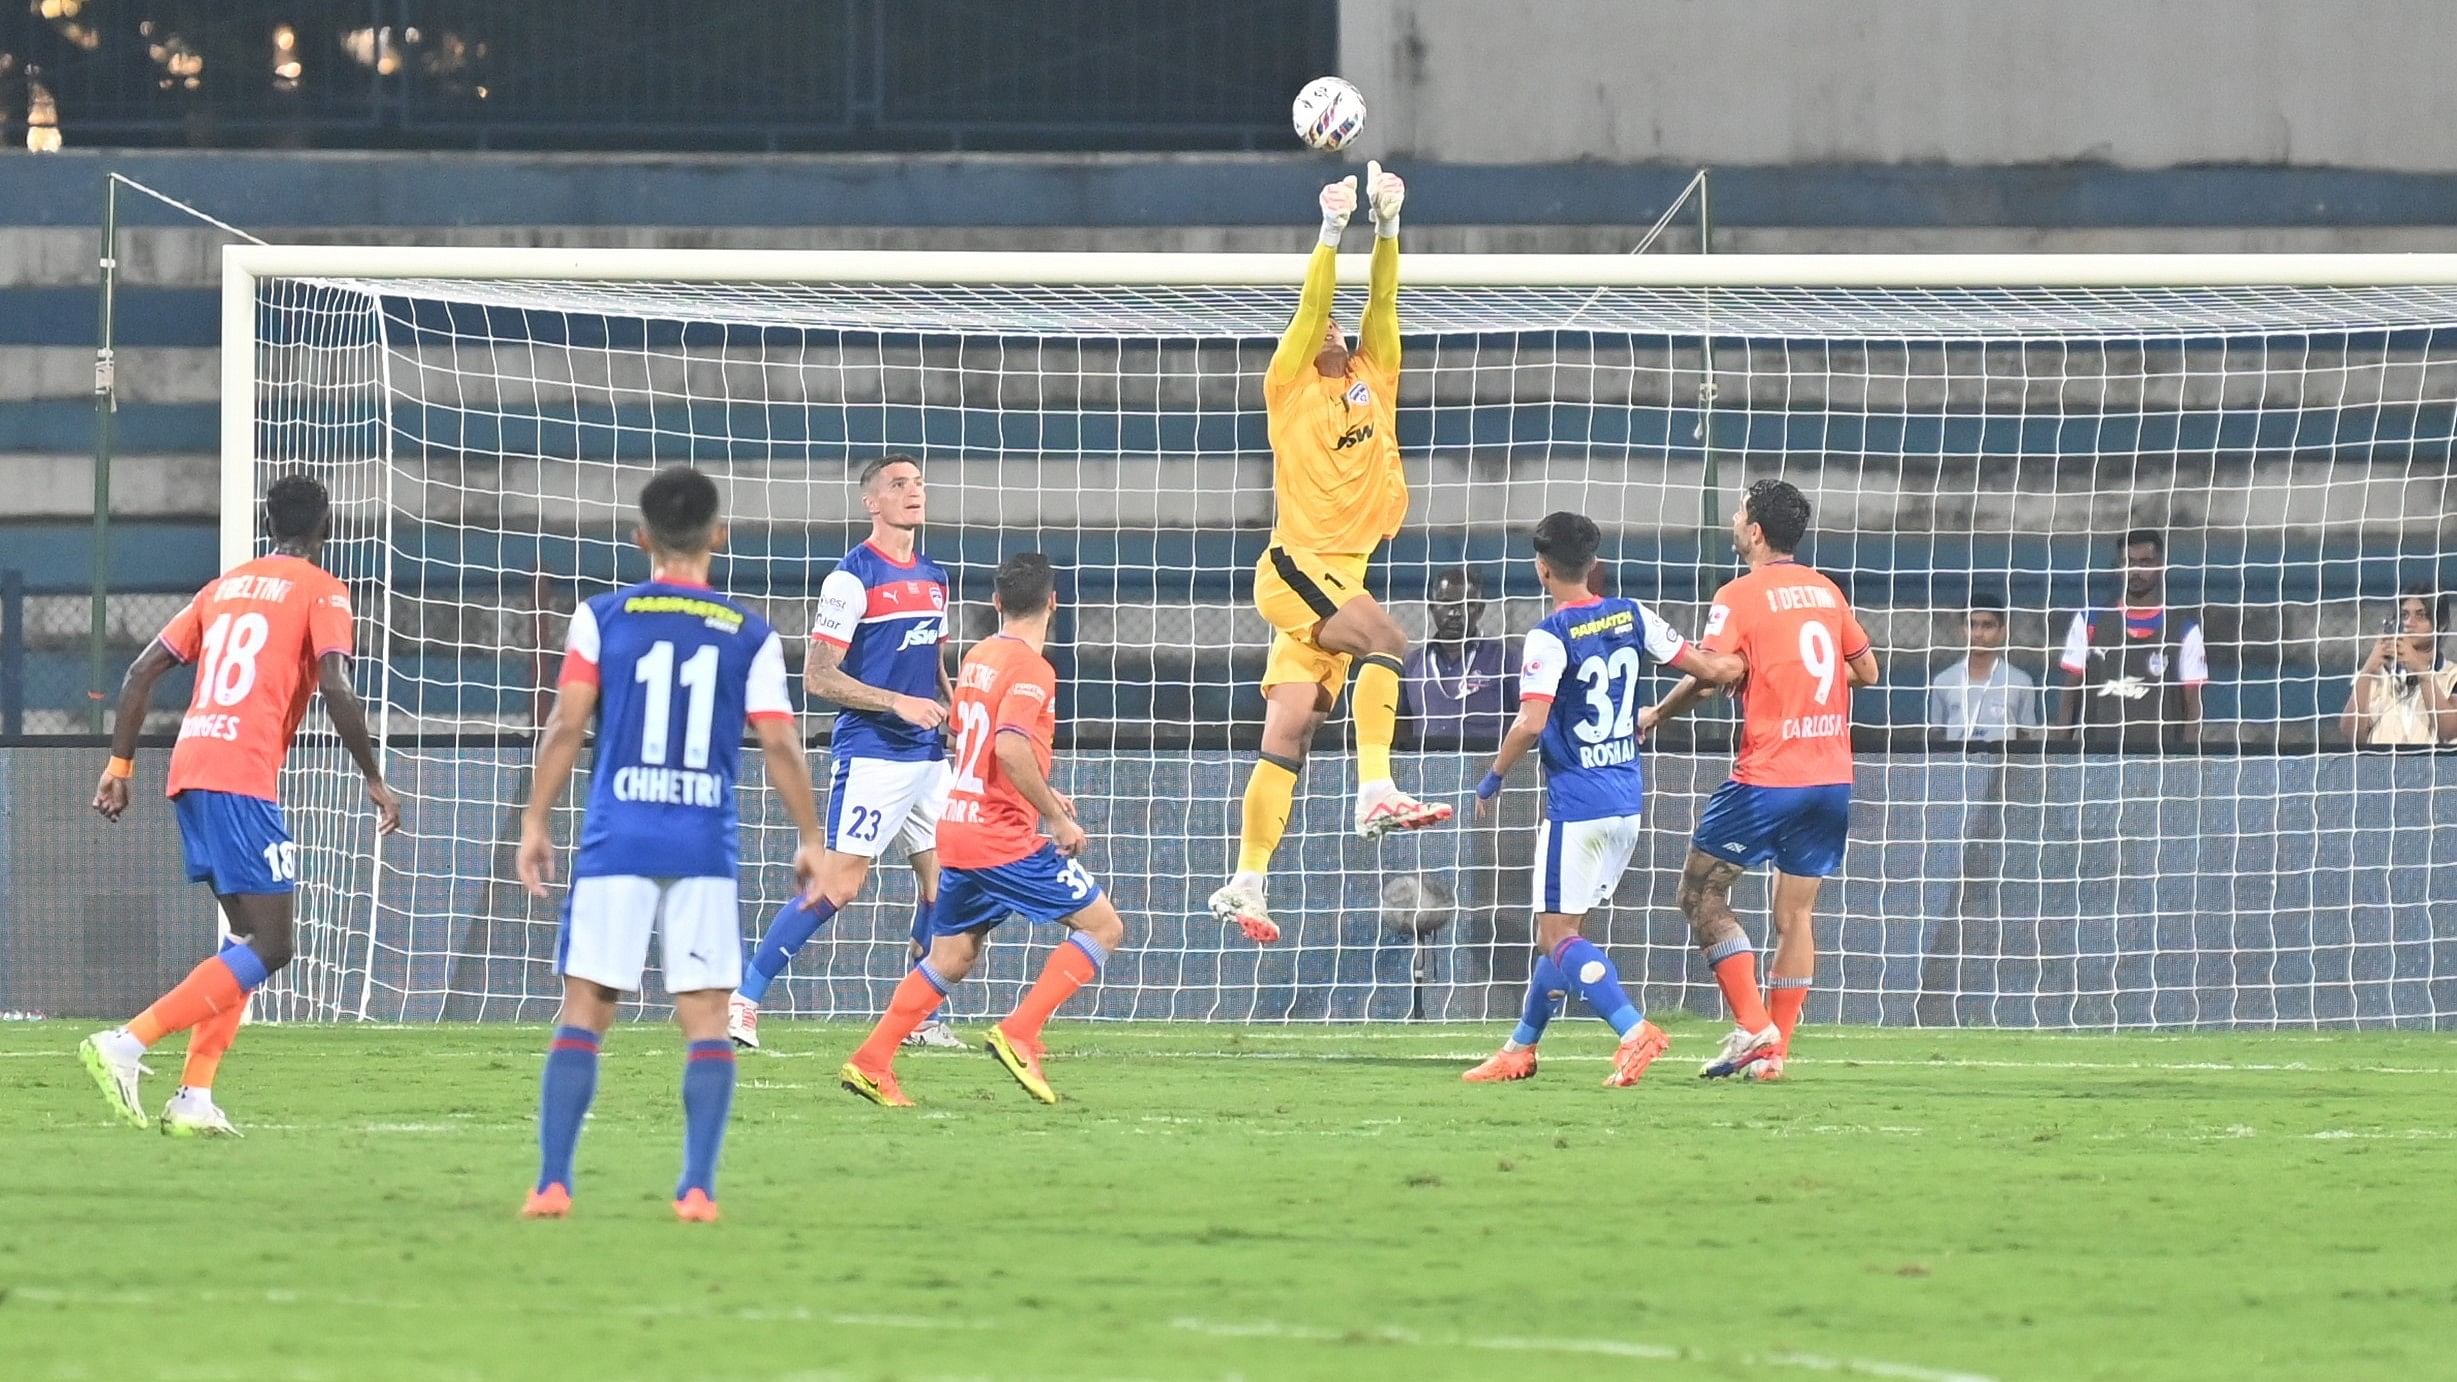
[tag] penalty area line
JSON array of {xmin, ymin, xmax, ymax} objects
[{"xmin": 1166, "ymin": 1316, "xmax": 1996, "ymax": 1382}]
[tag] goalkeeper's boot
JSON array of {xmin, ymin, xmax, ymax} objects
[
  {"xmin": 902, "ymin": 1019, "xmax": 966, "ymax": 1050},
  {"xmin": 985, "ymin": 1026, "xmax": 1058, "ymax": 1105},
  {"xmin": 725, "ymin": 995, "xmax": 760, "ymax": 1051},
  {"xmin": 159, "ymin": 1086, "xmax": 242, "ymax": 1138},
  {"xmin": 1207, "ymin": 873, "xmax": 1281, "ymax": 944},
  {"xmin": 673, "ymin": 1189, "xmax": 721, "ymax": 1224},
  {"xmin": 519, "ymin": 1183, "xmax": 573, "ymax": 1220},
  {"xmin": 1461, "ymin": 1046, "xmax": 1539, "ymax": 1083},
  {"xmin": 839, "ymin": 1060, "xmax": 914, "ymax": 1108},
  {"xmin": 1746, "ymin": 1053, "xmax": 1787, "ymax": 1083},
  {"xmin": 79, "ymin": 1030, "xmax": 151, "ymax": 1129},
  {"xmin": 1355, "ymin": 781, "xmax": 1453, "ymax": 840},
  {"xmin": 1699, "ymin": 1023, "xmax": 1782, "ymax": 1080},
  {"xmin": 1602, "ymin": 1021, "xmax": 1671, "ymax": 1089}
]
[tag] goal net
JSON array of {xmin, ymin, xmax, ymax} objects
[{"xmin": 226, "ymin": 248, "xmax": 2457, "ymax": 1029}]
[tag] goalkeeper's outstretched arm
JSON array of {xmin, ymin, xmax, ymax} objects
[
  {"xmin": 1358, "ymin": 162, "xmax": 1403, "ymax": 374},
  {"xmin": 1267, "ymin": 177, "xmax": 1356, "ymax": 386}
]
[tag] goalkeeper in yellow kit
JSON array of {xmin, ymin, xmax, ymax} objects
[{"xmin": 1209, "ymin": 165, "xmax": 1451, "ymax": 944}]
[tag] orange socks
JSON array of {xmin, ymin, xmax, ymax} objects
[
  {"xmin": 182, "ymin": 1004, "xmax": 244, "ymax": 1090},
  {"xmin": 1767, "ymin": 976, "xmax": 1811, "ymax": 1052},
  {"xmin": 852, "ymin": 966, "xmax": 949, "ymax": 1071},
  {"xmin": 1002, "ymin": 935, "xmax": 1108, "ymax": 1044},
  {"xmin": 1703, "ymin": 938, "xmax": 1774, "ymax": 1033},
  {"xmin": 126, "ymin": 952, "xmax": 256, "ymax": 1046}
]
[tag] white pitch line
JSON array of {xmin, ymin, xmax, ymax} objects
[{"xmin": 1166, "ymin": 1316, "xmax": 1995, "ymax": 1382}]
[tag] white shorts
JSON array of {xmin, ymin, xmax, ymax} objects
[
  {"xmin": 824, "ymin": 756, "xmax": 950, "ymax": 859},
  {"xmin": 1535, "ymin": 813, "xmax": 1644, "ymax": 917},
  {"xmin": 558, "ymin": 875, "xmax": 744, "ymax": 995}
]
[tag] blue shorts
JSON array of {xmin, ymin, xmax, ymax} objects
[
  {"xmin": 930, "ymin": 844, "xmax": 1102, "ymax": 936},
  {"xmin": 172, "ymin": 789, "xmax": 296, "ymax": 895},
  {"xmin": 1692, "ymin": 780, "xmax": 1853, "ymax": 878}
]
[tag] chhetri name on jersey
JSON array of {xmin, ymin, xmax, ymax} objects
[
  {"xmin": 1763, "ymin": 583, "xmax": 1840, "ymax": 613},
  {"xmin": 609, "ymin": 764, "xmax": 723, "ymax": 807}
]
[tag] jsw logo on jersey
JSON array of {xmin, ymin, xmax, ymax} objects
[{"xmin": 897, "ymin": 619, "xmax": 945, "ymax": 651}]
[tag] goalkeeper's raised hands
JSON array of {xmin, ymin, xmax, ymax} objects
[
  {"xmin": 1366, "ymin": 160, "xmax": 1403, "ymax": 233},
  {"xmin": 1318, "ymin": 176, "xmax": 1357, "ymax": 246}
]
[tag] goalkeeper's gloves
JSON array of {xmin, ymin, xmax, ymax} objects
[
  {"xmin": 1366, "ymin": 160, "xmax": 1403, "ymax": 235},
  {"xmin": 1318, "ymin": 176, "xmax": 1357, "ymax": 247}
]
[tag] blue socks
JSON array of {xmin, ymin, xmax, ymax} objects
[
  {"xmin": 678, "ymin": 1040, "xmax": 736, "ymax": 1201},
  {"xmin": 739, "ymin": 895, "xmax": 839, "ymax": 1004},
  {"xmin": 535, "ymin": 1025, "xmax": 600, "ymax": 1192},
  {"xmin": 1510, "ymin": 954, "xmax": 1568, "ymax": 1048},
  {"xmin": 1552, "ymin": 936, "xmax": 1644, "ymax": 1038},
  {"xmin": 219, "ymin": 939, "xmax": 270, "ymax": 991}
]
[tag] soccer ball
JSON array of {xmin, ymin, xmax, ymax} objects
[{"xmin": 1292, "ymin": 76, "xmax": 1367, "ymax": 152}]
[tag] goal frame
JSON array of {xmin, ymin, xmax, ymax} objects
[{"xmin": 218, "ymin": 244, "xmax": 2457, "ymax": 1024}]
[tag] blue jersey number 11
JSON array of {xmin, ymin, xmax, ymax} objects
[{"xmin": 634, "ymin": 640, "xmax": 719, "ymax": 769}]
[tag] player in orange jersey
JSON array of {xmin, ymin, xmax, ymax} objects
[
  {"xmin": 81, "ymin": 474, "xmax": 401, "ymax": 1135},
  {"xmin": 1643, "ymin": 479, "xmax": 1879, "ymax": 1082},
  {"xmin": 839, "ymin": 553, "xmax": 1127, "ymax": 1108}
]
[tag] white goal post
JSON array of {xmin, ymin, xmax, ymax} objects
[{"xmin": 222, "ymin": 244, "xmax": 2457, "ymax": 1029}]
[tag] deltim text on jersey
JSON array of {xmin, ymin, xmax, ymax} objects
[
  {"xmin": 610, "ymin": 765, "xmax": 723, "ymax": 807},
  {"xmin": 1763, "ymin": 584, "xmax": 1841, "ymax": 612},
  {"xmin": 216, "ymin": 572, "xmax": 295, "ymax": 604}
]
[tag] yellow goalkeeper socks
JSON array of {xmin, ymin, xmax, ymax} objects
[
  {"xmin": 1237, "ymin": 755, "xmax": 1301, "ymax": 877},
  {"xmin": 1354, "ymin": 654, "xmax": 1404, "ymax": 783}
]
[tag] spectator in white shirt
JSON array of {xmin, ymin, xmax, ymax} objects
[
  {"xmin": 1929, "ymin": 594, "xmax": 2039, "ymax": 743},
  {"xmin": 2339, "ymin": 585, "xmax": 2457, "ymax": 747}
]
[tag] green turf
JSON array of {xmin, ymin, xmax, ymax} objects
[{"xmin": 2, "ymin": 1017, "xmax": 2450, "ymax": 1381}]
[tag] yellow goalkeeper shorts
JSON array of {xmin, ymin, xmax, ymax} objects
[{"xmin": 1254, "ymin": 546, "xmax": 1370, "ymax": 696}]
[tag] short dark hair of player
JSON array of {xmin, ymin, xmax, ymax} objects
[
  {"xmin": 264, "ymin": 472, "xmax": 331, "ymax": 543},
  {"xmin": 1968, "ymin": 591, "xmax": 2008, "ymax": 619},
  {"xmin": 1744, "ymin": 478, "xmax": 1812, "ymax": 555},
  {"xmin": 2119, "ymin": 527, "xmax": 2165, "ymax": 561},
  {"xmin": 639, "ymin": 465, "xmax": 722, "ymax": 553},
  {"xmin": 994, "ymin": 552, "xmax": 1056, "ymax": 616},
  {"xmin": 1531, "ymin": 512, "xmax": 1601, "ymax": 582},
  {"xmin": 860, "ymin": 454, "xmax": 921, "ymax": 490}
]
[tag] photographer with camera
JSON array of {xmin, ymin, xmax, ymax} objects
[{"xmin": 2339, "ymin": 584, "xmax": 2457, "ymax": 747}]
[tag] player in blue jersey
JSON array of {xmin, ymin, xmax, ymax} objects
[
  {"xmin": 728, "ymin": 454, "xmax": 959, "ymax": 1050},
  {"xmin": 1461, "ymin": 512, "xmax": 1743, "ymax": 1087},
  {"xmin": 514, "ymin": 466, "xmax": 825, "ymax": 1223}
]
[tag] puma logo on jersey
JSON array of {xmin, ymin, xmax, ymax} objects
[{"xmin": 1332, "ymin": 421, "xmax": 1376, "ymax": 450}]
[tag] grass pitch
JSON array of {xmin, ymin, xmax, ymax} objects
[{"xmin": 2, "ymin": 1018, "xmax": 2449, "ymax": 1381}]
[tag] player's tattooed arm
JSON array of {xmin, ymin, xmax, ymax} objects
[
  {"xmin": 1640, "ymin": 674, "xmax": 1722, "ymax": 736},
  {"xmin": 994, "ymin": 731, "xmax": 1085, "ymax": 857},
  {"xmin": 91, "ymin": 639, "xmax": 182, "ymax": 821},
  {"xmin": 517, "ymin": 679, "xmax": 596, "ymax": 896},
  {"xmin": 319, "ymin": 653, "xmax": 401, "ymax": 836},
  {"xmin": 804, "ymin": 638, "xmax": 947, "ymax": 730}
]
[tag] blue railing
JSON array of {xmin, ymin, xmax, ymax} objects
[{"xmin": 12, "ymin": 0, "xmax": 1336, "ymax": 151}]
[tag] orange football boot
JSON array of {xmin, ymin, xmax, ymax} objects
[
  {"xmin": 1602, "ymin": 1020, "xmax": 1670, "ymax": 1088},
  {"xmin": 520, "ymin": 1183, "xmax": 572, "ymax": 1219},
  {"xmin": 1461, "ymin": 1046, "xmax": 1539, "ymax": 1083},
  {"xmin": 674, "ymin": 1188, "xmax": 720, "ymax": 1223}
]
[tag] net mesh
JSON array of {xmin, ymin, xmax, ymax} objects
[{"xmin": 246, "ymin": 267, "xmax": 2457, "ymax": 1028}]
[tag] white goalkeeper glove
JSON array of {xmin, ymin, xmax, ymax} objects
[
  {"xmin": 1318, "ymin": 176, "xmax": 1357, "ymax": 247},
  {"xmin": 1366, "ymin": 160, "xmax": 1403, "ymax": 234}
]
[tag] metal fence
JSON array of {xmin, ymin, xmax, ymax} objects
[{"xmin": 6, "ymin": 0, "xmax": 1336, "ymax": 151}]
